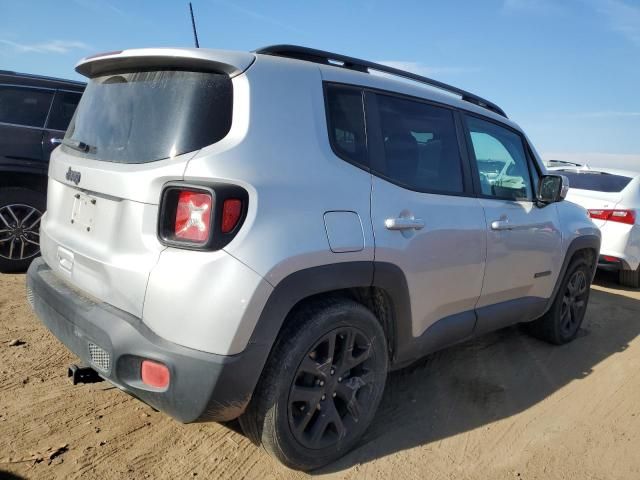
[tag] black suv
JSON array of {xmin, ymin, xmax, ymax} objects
[{"xmin": 0, "ymin": 70, "xmax": 85, "ymax": 273}]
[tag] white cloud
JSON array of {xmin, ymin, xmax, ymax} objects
[
  {"xmin": 596, "ymin": 0, "xmax": 640, "ymax": 46},
  {"xmin": 0, "ymin": 39, "xmax": 90, "ymax": 54},
  {"xmin": 376, "ymin": 60, "xmax": 478, "ymax": 77}
]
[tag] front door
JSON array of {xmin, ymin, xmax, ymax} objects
[{"xmin": 463, "ymin": 114, "xmax": 562, "ymax": 334}]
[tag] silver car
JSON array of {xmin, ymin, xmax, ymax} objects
[{"xmin": 27, "ymin": 45, "xmax": 600, "ymax": 470}]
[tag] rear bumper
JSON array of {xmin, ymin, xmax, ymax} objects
[
  {"xmin": 27, "ymin": 257, "xmax": 265, "ymax": 423},
  {"xmin": 599, "ymin": 223, "xmax": 640, "ymax": 271}
]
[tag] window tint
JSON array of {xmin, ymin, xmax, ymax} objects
[
  {"xmin": 376, "ymin": 94, "xmax": 463, "ymax": 193},
  {"xmin": 558, "ymin": 171, "xmax": 632, "ymax": 193},
  {"xmin": 64, "ymin": 70, "xmax": 233, "ymax": 164},
  {"xmin": 467, "ymin": 116, "xmax": 532, "ymax": 200},
  {"xmin": 47, "ymin": 91, "xmax": 82, "ymax": 131},
  {"xmin": 0, "ymin": 86, "xmax": 53, "ymax": 128},
  {"xmin": 325, "ymin": 86, "xmax": 367, "ymax": 167}
]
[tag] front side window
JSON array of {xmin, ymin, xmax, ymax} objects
[
  {"xmin": 325, "ymin": 85, "xmax": 367, "ymax": 168},
  {"xmin": 64, "ymin": 70, "xmax": 233, "ymax": 164},
  {"xmin": 47, "ymin": 91, "xmax": 82, "ymax": 131},
  {"xmin": 376, "ymin": 94, "xmax": 464, "ymax": 194},
  {"xmin": 0, "ymin": 86, "xmax": 53, "ymax": 128},
  {"xmin": 466, "ymin": 115, "xmax": 532, "ymax": 201}
]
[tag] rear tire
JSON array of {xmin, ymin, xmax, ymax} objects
[
  {"xmin": 239, "ymin": 298, "xmax": 388, "ymax": 471},
  {"xmin": 619, "ymin": 267, "xmax": 640, "ymax": 288},
  {"xmin": 526, "ymin": 257, "xmax": 592, "ymax": 345},
  {"xmin": 0, "ymin": 188, "xmax": 46, "ymax": 273}
]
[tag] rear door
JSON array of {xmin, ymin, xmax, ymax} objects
[
  {"xmin": 368, "ymin": 91, "xmax": 486, "ymax": 358},
  {"xmin": 463, "ymin": 114, "xmax": 562, "ymax": 333},
  {"xmin": 0, "ymin": 85, "xmax": 53, "ymax": 171},
  {"xmin": 42, "ymin": 90, "xmax": 82, "ymax": 161}
]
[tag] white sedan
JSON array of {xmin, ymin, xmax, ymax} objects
[{"xmin": 548, "ymin": 161, "xmax": 640, "ymax": 287}]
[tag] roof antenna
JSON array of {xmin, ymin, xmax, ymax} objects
[{"xmin": 189, "ymin": 2, "xmax": 200, "ymax": 48}]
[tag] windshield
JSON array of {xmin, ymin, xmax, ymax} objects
[
  {"xmin": 63, "ymin": 70, "xmax": 233, "ymax": 163},
  {"xmin": 559, "ymin": 171, "xmax": 632, "ymax": 193}
]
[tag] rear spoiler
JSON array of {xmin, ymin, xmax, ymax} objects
[{"xmin": 75, "ymin": 48, "xmax": 255, "ymax": 78}]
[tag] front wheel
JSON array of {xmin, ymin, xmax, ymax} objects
[
  {"xmin": 239, "ymin": 298, "xmax": 388, "ymax": 471},
  {"xmin": 0, "ymin": 188, "xmax": 46, "ymax": 273},
  {"xmin": 526, "ymin": 258, "xmax": 592, "ymax": 344}
]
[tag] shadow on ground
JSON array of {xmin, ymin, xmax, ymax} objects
[{"xmin": 317, "ymin": 272, "xmax": 639, "ymax": 473}]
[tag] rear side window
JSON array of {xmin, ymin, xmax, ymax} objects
[
  {"xmin": 64, "ymin": 70, "xmax": 232, "ymax": 164},
  {"xmin": 0, "ymin": 86, "xmax": 53, "ymax": 128},
  {"xmin": 466, "ymin": 115, "xmax": 533, "ymax": 201},
  {"xmin": 325, "ymin": 85, "xmax": 367, "ymax": 168},
  {"xmin": 559, "ymin": 171, "xmax": 632, "ymax": 193},
  {"xmin": 47, "ymin": 91, "xmax": 82, "ymax": 131},
  {"xmin": 376, "ymin": 93, "xmax": 464, "ymax": 194}
]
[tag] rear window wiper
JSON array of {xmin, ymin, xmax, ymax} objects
[{"xmin": 62, "ymin": 138, "xmax": 97, "ymax": 154}]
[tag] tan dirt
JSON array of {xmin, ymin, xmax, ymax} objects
[{"xmin": 1, "ymin": 270, "xmax": 639, "ymax": 480}]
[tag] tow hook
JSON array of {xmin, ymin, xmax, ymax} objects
[{"xmin": 67, "ymin": 364, "xmax": 104, "ymax": 385}]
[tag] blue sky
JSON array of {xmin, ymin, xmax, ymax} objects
[{"xmin": 1, "ymin": 0, "xmax": 639, "ymax": 161}]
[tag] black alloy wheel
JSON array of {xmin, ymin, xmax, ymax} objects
[{"xmin": 288, "ymin": 327, "xmax": 376, "ymax": 450}]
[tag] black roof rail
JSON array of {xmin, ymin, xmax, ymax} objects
[{"xmin": 254, "ymin": 44, "xmax": 507, "ymax": 118}]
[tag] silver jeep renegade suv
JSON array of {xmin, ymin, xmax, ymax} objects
[{"xmin": 27, "ymin": 45, "xmax": 601, "ymax": 470}]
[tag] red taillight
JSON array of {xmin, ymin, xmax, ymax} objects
[
  {"xmin": 141, "ymin": 360, "xmax": 170, "ymax": 389},
  {"xmin": 221, "ymin": 199, "xmax": 242, "ymax": 233},
  {"xmin": 602, "ymin": 255, "xmax": 620, "ymax": 263},
  {"xmin": 175, "ymin": 191, "xmax": 213, "ymax": 242},
  {"xmin": 588, "ymin": 209, "xmax": 636, "ymax": 225}
]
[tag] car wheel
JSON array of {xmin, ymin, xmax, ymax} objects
[
  {"xmin": 619, "ymin": 267, "xmax": 640, "ymax": 288},
  {"xmin": 239, "ymin": 298, "xmax": 388, "ymax": 471},
  {"xmin": 525, "ymin": 257, "xmax": 592, "ymax": 345},
  {"xmin": 0, "ymin": 188, "xmax": 46, "ymax": 273}
]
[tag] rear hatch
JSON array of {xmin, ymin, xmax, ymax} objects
[
  {"xmin": 41, "ymin": 48, "xmax": 253, "ymax": 318},
  {"xmin": 559, "ymin": 170, "xmax": 632, "ymax": 227}
]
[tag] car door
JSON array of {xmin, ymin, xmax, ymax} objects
[
  {"xmin": 42, "ymin": 90, "xmax": 83, "ymax": 161},
  {"xmin": 463, "ymin": 114, "xmax": 563, "ymax": 334},
  {"xmin": 0, "ymin": 85, "xmax": 53, "ymax": 171},
  {"xmin": 367, "ymin": 91, "xmax": 486, "ymax": 361}
]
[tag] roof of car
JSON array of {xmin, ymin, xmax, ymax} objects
[
  {"xmin": 0, "ymin": 70, "xmax": 85, "ymax": 90},
  {"xmin": 548, "ymin": 166, "xmax": 640, "ymax": 178},
  {"xmin": 76, "ymin": 46, "xmax": 513, "ymax": 126}
]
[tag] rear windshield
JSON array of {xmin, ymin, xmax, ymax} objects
[
  {"xmin": 63, "ymin": 70, "xmax": 232, "ymax": 163},
  {"xmin": 559, "ymin": 171, "xmax": 632, "ymax": 193}
]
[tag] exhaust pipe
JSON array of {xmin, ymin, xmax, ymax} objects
[{"xmin": 68, "ymin": 364, "xmax": 104, "ymax": 385}]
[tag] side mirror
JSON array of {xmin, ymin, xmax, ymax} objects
[{"xmin": 537, "ymin": 174, "xmax": 569, "ymax": 204}]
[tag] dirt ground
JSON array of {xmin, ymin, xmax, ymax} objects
[{"xmin": 1, "ymin": 270, "xmax": 639, "ymax": 480}]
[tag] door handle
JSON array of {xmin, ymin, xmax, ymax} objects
[
  {"xmin": 491, "ymin": 219, "xmax": 512, "ymax": 230},
  {"xmin": 50, "ymin": 137, "xmax": 63, "ymax": 145},
  {"xmin": 385, "ymin": 217, "xmax": 425, "ymax": 231}
]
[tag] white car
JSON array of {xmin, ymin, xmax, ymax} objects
[{"xmin": 548, "ymin": 161, "xmax": 640, "ymax": 287}]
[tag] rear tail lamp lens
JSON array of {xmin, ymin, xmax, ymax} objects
[
  {"xmin": 221, "ymin": 199, "xmax": 242, "ymax": 233},
  {"xmin": 588, "ymin": 209, "xmax": 636, "ymax": 225},
  {"xmin": 601, "ymin": 255, "xmax": 620, "ymax": 263},
  {"xmin": 175, "ymin": 191, "xmax": 213, "ymax": 242},
  {"xmin": 159, "ymin": 183, "xmax": 247, "ymax": 250},
  {"xmin": 141, "ymin": 360, "xmax": 170, "ymax": 389}
]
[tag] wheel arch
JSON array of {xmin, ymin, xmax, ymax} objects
[
  {"xmin": 545, "ymin": 234, "xmax": 600, "ymax": 313},
  {"xmin": 241, "ymin": 261, "xmax": 411, "ymax": 408}
]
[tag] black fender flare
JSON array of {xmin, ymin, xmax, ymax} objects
[
  {"xmin": 544, "ymin": 234, "xmax": 601, "ymax": 312},
  {"xmin": 240, "ymin": 261, "xmax": 411, "ymax": 401}
]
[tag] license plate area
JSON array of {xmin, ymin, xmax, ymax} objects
[{"xmin": 71, "ymin": 192, "xmax": 97, "ymax": 232}]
